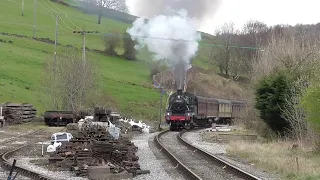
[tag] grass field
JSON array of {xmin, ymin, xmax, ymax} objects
[
  {"xmin": 0, "ymin": 0, "xmax": 129, "ymax": 50},
  {"xmin": 0, "ymin": 34, "xmax": 162, "ymax": 120},
  {"xmin": 0, "ymin": 0, "xmax": 214, "ymax": 121}
]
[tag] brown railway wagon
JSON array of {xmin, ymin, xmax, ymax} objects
[
  {"xmin": 197, "ymin": 97, "xmax": 219, "ymax": 119},
  {"xmin": 197, "ymin": 96, "xmax": 208, "ymax": 119},
  {"xmin": 229, "ymin": 99, "xmax": 247, "ymax": 118},
  {"xmin": 196, "ymin": 96, "xmax": 234, "ymax": 120}
]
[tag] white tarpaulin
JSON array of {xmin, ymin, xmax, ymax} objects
[{"xmin": 108, "ymin": 127, "xmax": 121, "ymax": 139}]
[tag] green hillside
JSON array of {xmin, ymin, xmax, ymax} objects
[
  {"xmin": 0, "ymin": 0, "xmax": 159, "ymax": 119},
  {"xmin": 0, "ymin": 0, "xmax": 213, "ymax": 120},
  {"xmin": 0, "ymin": 0, "xmax": 129, "ymax": 50}
]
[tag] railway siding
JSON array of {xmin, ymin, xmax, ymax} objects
[{"xmin": 0, "ymin": 127, "xmax": 66, "ymax": 180}]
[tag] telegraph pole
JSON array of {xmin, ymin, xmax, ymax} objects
[
  {"xmin": 159, "ymin": 86, "xmax": 164, "ymax": 131},
  {"xmin": 21, "ymin": 0, "xmax": 24, "ymax": 16},
  {"xmin": 82, "ymin": 31, "xmax": 86, "ymax": 63},
  {"xmin": 33, "ymin": 0, "xmax": 37, "ymax": 38},
  {"xmin": 54, "ymin": 14, "xmax": 60, "ymax": 61},
  {"xmin": 73, "ymin": 29, "xmax": 99, "ymax": 65},
  {"xmin": 154, "ymin": 73, "xmax": 165, "ymax": 131}
]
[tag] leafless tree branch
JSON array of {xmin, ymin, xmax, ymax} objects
[{"xmin": 42, "ymin": 48, "xmax": 99, "ymax": 113}]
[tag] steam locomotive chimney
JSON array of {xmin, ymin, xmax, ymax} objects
[{"xmin": 177, "ymin": 89, "xmax": 183, "ymax": 95}]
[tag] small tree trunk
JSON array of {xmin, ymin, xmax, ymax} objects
[
  {"xmin": 225, "ymin": 68, "xmax": 229, "ymax": 78},
  {"xmin": 98, "ymin": 13, "xmax": 101, "ymax": 24}
]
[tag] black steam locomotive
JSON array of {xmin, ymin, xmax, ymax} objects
[{"xmin": 165, "ymin": 89, "xmax": 246, "ymax": 130}]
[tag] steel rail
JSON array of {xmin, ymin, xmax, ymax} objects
[
  {"xmin": 155, "ymin": 129, "xmax": 261, "ymax": 180},
  {"xmin": 1, "ymin": 144, "xmax": 54, "ymax": 180},
  {"xmin": 178, "ymin": 130, "xmax": 261, "ymax": 180},
  {"xmin": 0, "ymin": 128, "xmax": 59, "ymax": 180},
  {"xmin": 154, "ymin": 130, "xmax": 202, "ymax": 180}
]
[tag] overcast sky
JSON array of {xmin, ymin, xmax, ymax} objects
[{"xmin": 126, "ymin": 0, "xmax": 320, "ymax": 34}]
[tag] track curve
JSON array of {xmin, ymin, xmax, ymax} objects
[
  {"xmin": 0, "ymin": 128, "xmax": 56, "ymax": 180},
  {"xmin": 155, "ymin": 130, "xmax": 261, "ymax": 180},
  {"xmin": 154, "ymin": 130, "xmax": 202, "ymax": 180}
]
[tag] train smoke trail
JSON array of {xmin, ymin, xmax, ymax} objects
[
  {"xmin": 127, "ymin": 0, "xmax": 221, "ymax": 27},
  {"xmin": 126, "ymin": 9, "xmax": 201, "ymax": 90}
]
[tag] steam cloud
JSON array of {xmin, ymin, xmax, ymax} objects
[
  {"xmin": 129, "ymin": 0, "xmax": 221, "ymax": 27},
  {"xmin": 126, "ymin": 9, "xmax": 201, "ymax": 90}
]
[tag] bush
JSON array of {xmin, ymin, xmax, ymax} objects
[
  {"xmin": 122, "ymin": 32, "xmax": 136, "ymax": 60},
  {"xmin": 255, "ymin": 71, "xmax": 293, "ymax": 134},
  {"xmin": 104, "ymin": 33, "xmax": 118, "ymax": 56}
]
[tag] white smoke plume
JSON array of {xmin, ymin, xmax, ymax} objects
[
  {"xmin": 126, "ymin": 9, "xmax": 201, "ymax": 90},
  {"xmin": 127, "ymin": 0, "xmax": 221, "ymax": 28}
]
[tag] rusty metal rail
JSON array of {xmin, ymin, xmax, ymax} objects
[
  {"xmin": 1, "ymin": 144, "xmax": 54, "ymax": 180},
  {"xmin": 154, "ymin": 130, "xmax": 202, "ymax": 180},
  {"xmin": 155, "ymin": 129, "xmax": 261, "ymax": 180},
  {"xmin": 0, "ymin": 128, "xmax": 55, "ymax": 180},
  {"xmin": 178, "ymin": 130, "xmax": 261, "ymax": 180}
]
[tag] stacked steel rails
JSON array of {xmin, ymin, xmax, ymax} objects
[
  {"xmin": 154, "ymin": 130, "xmax": 261, "ymax": 180},
  {"xmin": 0, "ymin": 128, "xmax": 62, "ymax": 180}
]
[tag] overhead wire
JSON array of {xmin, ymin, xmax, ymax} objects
[
  {"xmin": 1, "ymin": 0, "xmax": 263, "ymax": 51},
  {"xmin": 94, "ymin": 32, "xmax": 264, "ymax": 50},
  {"xmin": 39, "ymin": 0, "xmax": 75, "ymax": 31},
  {"xmin": 37, "ymin": 0, "xmax": 72, "ymax": 33},
  {"xmin": 47, "ymin": 0, "xmax": 80, "ymax": 30},
  {"xmin": 2, "ymin": 0, "xmax": 19, "ymax": 5},
  {"xmin": 2, "ymin": 0, "xmax": 72, "ymax": 33}
]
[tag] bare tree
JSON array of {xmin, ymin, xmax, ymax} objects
[
  {"xmin": 42, "ymin": 48, "xmax": 99, "ymax": 113},
  {"xmin": 122, "ymin": 32, "xmax": 136, "ymax": 60},
  {"xmin": 280, "ymin": 77, "xmax": 308, "ymax": 143},
  {"xmin": 213, "ymin": 22, "xmax": 238, "ymax": 77},
  {"xmin": 95, "ymin": 0, "xmax": 128, "ymax": 24},
  {"xmin": 251, "ymin": 29, "xmax": 318, "ymax": 83},
  {"xmin": 250, "ymin": 25, "xmax": 320, "ymax": 147},
  {"xmin": 280, "ymin": 75, "xmax": 320, "ymax": 150},
  {"xmin": 239, "ymin": 20, "xmax": 270, "ymax": 74}
]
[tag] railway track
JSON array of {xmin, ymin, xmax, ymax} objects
[
  {"xmin": 0, "ymin": 127, "xmax": 64, "ymax": 180},
  {"xmin": 154, "ymin": 130, "xmax": 261, "ymax": 180}
]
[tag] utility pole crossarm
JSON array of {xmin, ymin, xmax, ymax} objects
[
  {"xmin": 72, "ymin": 30, "xmax": 100, "ymax": 63},
  {"xmin": 72, "ymin": 30, "xmax": 100, "ymax": 34}
]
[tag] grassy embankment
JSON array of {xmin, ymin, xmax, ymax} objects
[
  {"xmin": 0, "ymin": 0, "xmax": 160, "ymax": 120},
  {"xmin": 0, "ymin": 0, "xmax": 215, "ymax": 120}
]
